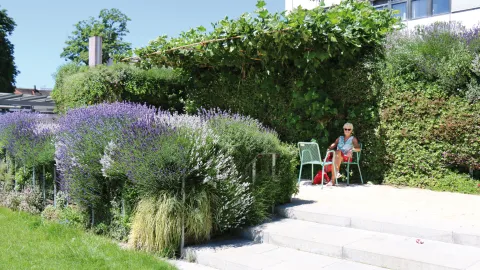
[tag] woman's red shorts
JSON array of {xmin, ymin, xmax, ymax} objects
[{"xmin": 339, "ymin": 151, "xmax": 353, "ymax": 162}]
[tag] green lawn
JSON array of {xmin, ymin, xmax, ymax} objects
[{"xmin": 0, "ymin": 207, "xmax": 176, "ymax": 270}]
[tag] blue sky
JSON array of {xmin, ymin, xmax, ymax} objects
[{"xmin": 2, "ymin": 0, "xmax": 284, "ymax": 89}]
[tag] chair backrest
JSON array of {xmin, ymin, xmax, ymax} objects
[
  {"xmin": 352, "ymin": 143, "xmax": 363, "ymax": 162},
  {"xmin": 298, "ymin": 142, "xmax": 321, "ymax": 164}
]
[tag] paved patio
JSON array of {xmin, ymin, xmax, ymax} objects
[{"xmin": 293, "ymin": 182, "xmax": 480, "ymax": 234}]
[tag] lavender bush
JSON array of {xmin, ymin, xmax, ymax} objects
[
  {"xmin": 55, "ymin": 102, "xmax": 156, "ymax": 219},
  {"xmin": 103, "ymin": 110, "xmax": 254, "ymax": 243},
  {"xmin": 0, "ymin": 112, "xmax": 56, "ymax": 168},
  {"xmin": 0, "ymin": 102, "xmax": 297, "ymax": 255}
]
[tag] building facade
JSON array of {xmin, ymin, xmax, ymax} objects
[{"xmin": 285, "ymin": 0, "xmax": 480, "ymax": 29}]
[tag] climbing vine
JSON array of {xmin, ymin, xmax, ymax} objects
[{"xmin": 133, "ymin": 0, "xmax": 399, "ymax": 143}]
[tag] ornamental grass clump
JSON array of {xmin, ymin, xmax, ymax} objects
[{"xmin": 129, "ymin": 192, "xmax": 211, "ymax": 257}]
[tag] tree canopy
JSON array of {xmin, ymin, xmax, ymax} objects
[
  {"xmin": 61, "ymin": 8, "xmax": 131, "ymax": 65},
  {"xmin": 0, "ymin": 6, "xmax": 18, "ymax": 93}
]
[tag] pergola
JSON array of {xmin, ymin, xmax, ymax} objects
[{"xmin": 0, "ymin": 93, "xmax": 55, "ymax": 114}]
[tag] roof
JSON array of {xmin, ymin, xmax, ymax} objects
[
  {"xmin": 14, "ymin": 87, "xmax": 52, "ymax": 97},
  {"xmin": 0, "ymin": 92, "xmax": 56, "ymax": 113}
]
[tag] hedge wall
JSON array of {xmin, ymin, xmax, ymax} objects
[
  {"xmin": 52, "ymin": 63, "xmax": 185, "ymax": 112},
  {"xmin": 375, "ymin": 23, "xmax": 480, "ymax": 192}
]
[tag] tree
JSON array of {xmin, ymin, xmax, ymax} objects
[
  {"xmin": 0, "ymin": 6, "xmax": 18, "ymax": 93},
  {"xmin": 61, "ymin": 8, "xmax": 131, "ymax": 65}
]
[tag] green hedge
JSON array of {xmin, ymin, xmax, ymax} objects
[
  {"xmin": 52, "ymin": 63, "xmax": 185, "ymax": 112},
  {"xmin": 375, "ymin": 23, "xmax": 480, "ymax": 192}
]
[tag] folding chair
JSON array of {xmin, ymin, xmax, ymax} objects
[
  {"xmin": 339, "ymin": 143, "xmax": 364, "ymax": 185},
  {"xmin": 297, "ymin": 142, "xmax": 336, "ymax": 187}
]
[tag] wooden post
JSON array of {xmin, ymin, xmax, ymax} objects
[
  {"xmin": 121, "ymin": 199, "xmax": 125, "ymax": 217},
  {"xmin": 13, "ymin": 158, "xmax": 16, "ymax": 192},
  {"xmin": 272, "ymin": 154, "xmax": 276, "ymax": 214},
  {"xmin": 180, "ymin": 176, "xmax": 185, "ymax": 258},
  {"xmin": 91, "ymin": 206, "xmax": 95, "ymax": 227},
  {"xmin": 32, "ymin": 166, "xmax": 36, "ymax": 188},
  {"xmin": 252, "ymin": 159, "xmax": 257, "ymax": 184},
  {"xmin": 53, "ymin": 165, "xmax": 57, "ymax": 207},
  {"xmin": 42, "ymin": 165, "xmax": 46, "ymax": 201}
]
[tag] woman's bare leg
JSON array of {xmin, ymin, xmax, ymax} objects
[{"xmin": 331, "ymin": 150, "xmax": 343, "ymax": 185}]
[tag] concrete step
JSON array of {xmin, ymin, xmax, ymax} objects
[
  {"xmin": 186, "ymin": 240, "xmax": 388, "ymax": 270},
  {"xmin": 168, "ymin": 259, "xmax": 217, "ymax": 270},
  {"xmin": 276, "ymin": 202, "xmax": 480, "ymax": 248},
  {"xmin": 242, "ymin": 219, "xmax": 480, "ymax": 270}
]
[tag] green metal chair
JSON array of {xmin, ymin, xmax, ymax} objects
[
  {"xmin": 297, "ymin": 142, "xmax": 336, "ymax": 187},
  {"xmin": 338, "ymin": 143, "xmax": 364, "ymax": 185}
]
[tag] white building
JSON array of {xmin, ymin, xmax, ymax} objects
[{"xmin": 285, "ymin": 0, "xmax": 480, "ymax": 29}]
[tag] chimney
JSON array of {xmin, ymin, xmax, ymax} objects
[{"xmin": 89, "ymin": 36, "xmax": 102, "ymax": 67}]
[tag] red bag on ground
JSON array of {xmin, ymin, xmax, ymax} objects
[
  {"xmin": 313, "ymin": 153, "xmax": 333, "ymax": 185},
  {"xmin": 313, "ymin": 170, "xmax": 330, "ymax": 184}
]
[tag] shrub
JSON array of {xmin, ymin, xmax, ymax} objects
[
  {"xmin": 108, "ymin": 199, "xmax": 130, "ymax": 241},
  {"xmin": 378, "ymin": 22, "xmax": 480, "ymax": 192},
  {"xmin": 0, "ymin": 112, "xmax": 55, "ymax": 168},
  {"xmin": 52, "ymin": 63, "xmax": 185, "ymax": 112},
  {"xmin": 41, "ymin": 205, "xmax": 60, "ymax": 220},
  {"xmin": 0, "ymin": 188, "xmax": 43, "ymax": 214},
  {"xmin": 204, "ymin": 110, "xmax": 297, "ymax": 223},
  {"xmin": 55, "ymin": 102, "xmax": 156, "ymax": 224},
  {"xmin": 59, "ymin": 205, "xmax": 87, "ymax": 228},
  {"xmin": 60, "ymin": 103, "xmax": 295, "ymax": 255},
  {"xmin": 41, "ymin": 204, "xmax": 87, "ymax": 228},
  {"xmin": 103, "ymin": 109, "xmax": 255, "ymax": 253}
]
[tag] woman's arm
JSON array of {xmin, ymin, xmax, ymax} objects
[
  {"xmin": 352, "ymin": 137, "xmax": 361, "ymax": 152},
  {"xmin": 328, "ymin": 138, "xmax": 339, "ymax": 151}
]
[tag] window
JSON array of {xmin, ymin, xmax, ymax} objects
[
  {"xmin": 371, "ymin": 0, "xmax": 451, "ymax": 20},
  {"xmin": 392, "ymin": 2, "xmax": 407, "ymax": 20},
  {"xmin": 432, "ymin": 0, "xmax": 450, "ymax": 15},
  {"xmin": 372, "ymin": 0, "xmax": 389, "ymax": 10},
  {"xmin": 412, "ymin": 0, "xmax": 428, "ymax": 19}
]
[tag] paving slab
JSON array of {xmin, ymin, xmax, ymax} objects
[
  {"xmin": 467, "ymin": 262, "xmax": 480, "ymax": 270},
  {"xmin": 189, "ymin": 241, "xmax": 388, "ymax": 270},
  {"xmin": 254, "ymin": 219, "xmax": 375, "ymax": 258},
  {"xmin": 344, "ymin": 233, "xmax": 480, "ymax": 270}
]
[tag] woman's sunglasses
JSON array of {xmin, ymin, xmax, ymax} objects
[{"xmin": 344, "ymin": 128, "xmax": 351, "ymax": 131}]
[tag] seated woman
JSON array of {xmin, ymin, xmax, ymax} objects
[{"xmin": 326, "ymin": 123, "xmax": 361, "ymax": 186}]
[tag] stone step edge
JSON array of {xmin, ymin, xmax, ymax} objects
[
  {"xmin": 239, "ymin": 224, "xmax": 480, "ymax": 270},
  {"xmin": 275, "ymin": 205, "xmax": 480, "ymax": 248},
  {"xmin": 184, "ymin": 241, "xmax": 391, "ymax": 270}
]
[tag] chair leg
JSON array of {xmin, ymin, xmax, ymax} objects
[
  {"xmin": 321, "ymin": 165, "xmax": 325, "ymax": 189},
  {"xmin": 311, "ymin": 165, "xmax": 314, "ymax": 183},
  {"xmin": 346, "ymin": 162, "xmax": 350, "ymax": 186},
  {"xmin": 357, "ymin": 164, "xmax": 364, "ymax": 184},
  {"xmin": 298, "ymin": 164, "xmax": 303, "ymax": 184}
]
